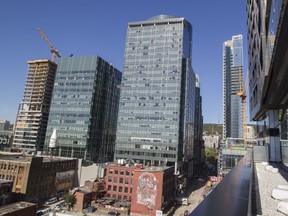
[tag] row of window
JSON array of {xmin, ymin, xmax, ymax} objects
[
  {"xmin": 107, "ymin": 185, "xmax": 132, "ymax": 193},
  {"xmin": 115, "ymin": 150, "xmax": 177, "ymax": 159},
  {"xmin": 108, "ymin": 168, "xmax": 133, "ymax": 176},
  {"xmin": 107, "ymin": 193, "xmax": 131, "ymax": 201},
  {"xmin": 107, "ymin": 176, "xmax": 132, "ymax": 184}
]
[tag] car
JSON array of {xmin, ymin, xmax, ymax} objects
[
  {"xmin": 184, "ymin": 210, "xmax": 190, "ymax": 216},
  {"xmin": 108, "ymin": 211, "xmax": 120, "ymax": 216},
  {"xmin": 45, "ymin": 197, "xmax": 57, "ymax": 205}
]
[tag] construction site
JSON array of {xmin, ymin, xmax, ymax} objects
[{"xmin": 13, "ymin": 28, "xmax": 60, "ymax": 152}]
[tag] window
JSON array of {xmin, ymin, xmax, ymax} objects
[
  {"xmin": 119, "ymin": 186, "xmax": 122, "ymax": 192},
  {"xmin": 115, "ymin": 169, "xmax": 118, "ymax": 174},
  {"xmin": 114, "ymin": 177, "xmax": 117, "ymax": 183},
  {"xmin": 120, "ymin": 170, "xmax": 124, "ymax": 175},
  {"xmin": 108, "ymin": 176, "xmax": 112, "ymax": 182},
  {"xmin": 125, "ymin": 178, "xmax": 129, "ymax": 184},
  {"xmin": 126, "ymin": 170, "xmax": 130, "ymax": 175},
  {"xmin": 124, "ymin": 187, "xmax": 128, "ymax": 193},
  {"xmin": 113, "ymin": 186, "xmax": 117, "ymax": 191},
  {"xmin": 108, "ymin": 185, "xmax": 111, "ymax": 191},
  {"xmin": 119, "ymin": 178, "xmax": 123, "ymax": 184},
  {"xmin": 109, "ymin": 168, "xmax": 113, "ymax": 174}
]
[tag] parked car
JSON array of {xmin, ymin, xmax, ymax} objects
[
  {"xmin": 108, "ymin": 211, "xmax": 120, "ymax": 216},
  {"xmin": 45, "ymin": 197, "xmax": 57, "ymax": 205}
]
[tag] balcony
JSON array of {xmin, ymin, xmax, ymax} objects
[{"xmin": 191, "ymin": 145, "xmax": 288, "ymax": 216}]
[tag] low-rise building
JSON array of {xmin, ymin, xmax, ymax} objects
[
  {"xmin": 73, "ymin": 180, "xmax": 106, "ymax": 211},
  {"xmin": 0, "ymin": 201, "xmax": 36, "ymax": 216},
  {"xmin": 105, "ymin": 163, "xmax": 136, "ymax": 201},
  {"xmin": 130, "ymin": 166, "xmax": 175, "ymax": 216},
  {"xmin": 0, "ymin": 155, "xmax": 78, "ymax": 203},
  {"xmin": 0, "ymin": 179, "xmax": 13, "ymax": 206}
]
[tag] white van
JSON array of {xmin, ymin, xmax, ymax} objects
[{"xmin": 45, "ymin": 197, "xmax": 58, "ymax": 205}]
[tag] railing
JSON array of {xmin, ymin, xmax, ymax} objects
[
  {"xmin": 190, "ymin": 151, "xmax": 253, "ymax": 216},
  {"xmin": 281, "ymin": 140, "xmax": 288, "ymax": 163}
]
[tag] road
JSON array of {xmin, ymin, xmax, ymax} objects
[{"xmin": 173, "ymin": 180, "xmax": 207, "ymax": 216}]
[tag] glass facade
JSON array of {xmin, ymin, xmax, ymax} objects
[
  {"xmin": 223, "ymin": 35, "xmax": 243, "ymax": 140},
  {"xmin": 44, "ymin": 56, "xmax": 121, "ymax": 162},
  {"xmin": 268, "ymin": 0, "xmax": 283, "ymax": 60},
  {"xmin": 114, "ymin": 15, "xmax": 195, "ymax": 167}
]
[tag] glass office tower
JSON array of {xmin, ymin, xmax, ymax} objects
[
  {"xmin": 114, "ymin": 15, "xmax": 195, "ymax": 171},
  {"xmin": 222, "ymin": 35, "xmax": 244, "ymax": 140},
  {"xmin": 44, "ymin": 56, "xmax": 121, "ymax": 162}
]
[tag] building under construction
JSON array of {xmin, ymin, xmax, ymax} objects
[{"xmin": 13, "ymin": 59, "xmax": 57, "ymax": 151}]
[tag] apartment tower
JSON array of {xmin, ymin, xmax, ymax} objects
[
  {"xmin": 114, "ymin": 15, "xmax": 196, "ymax": 172},
  {"xmin": 13, "ymin": 60, "xmax": 57, "ymax": 151},
  {"xmin": 222, "ymin": 35, "xmax": 244, "ymax": 141},
  {"xmin": 44, "ymin": 56, "xmax": 121, "ymax": 162}
]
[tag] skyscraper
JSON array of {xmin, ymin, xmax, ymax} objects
[
  {"xmin": 114, "ymin": 15, "xmax": 195, "ymax": 172},
  {"xmin": 222, "ymin": 35, "xmax": 244, "ymax": 141},
  {"xmin": 44, "ymin": 56, "xmax": 121, "ymax": 162},
  {"xmin": 13, "ymin": 59, "xmax": 57, "ymax": 151},
  {"xmin": 193, "ymin": 74, "xmax": 204, "ymax": 175}
]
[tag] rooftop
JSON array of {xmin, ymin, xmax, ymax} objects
[
  {"xmin": 0, "ymin": 153, "xmax": 77, "ymax": 163},
  {"xmin": 0, "ymin": 202, "xmax": 36, "ymax": 215}
]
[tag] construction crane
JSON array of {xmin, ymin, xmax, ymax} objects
[
  {"xmin": 37, "ymin": 28, "xmax": 61, "ymax": 62},
  {"xmin": 237, "ymin": 71, "xmax": 248, "ymax": 140}
]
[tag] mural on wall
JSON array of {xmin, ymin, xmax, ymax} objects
[
  {"xmin": 137, "ymin": 172, "xmax": 158, "ymax": 209},
  {"xmin": 55, "ymin": 170, "xmax": 75, "ymax": 191}
]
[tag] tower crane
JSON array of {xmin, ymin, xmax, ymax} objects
[
  {"xmin": 37, "ymin": 28, "xmax": 61, "ymax": 62},
  {"xmin": 237, "ymin": 70, "xmax": 248, "ymax": 140}
]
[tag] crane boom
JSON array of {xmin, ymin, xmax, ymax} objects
[{"xmin": 37, "ymin": 28, "xmax": 61, "ymax": 62}]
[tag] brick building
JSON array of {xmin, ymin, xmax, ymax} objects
[
  {"xmin": 74, "ymin": 180, "xmax": 106, "ymax": 211},
  {"xmin": 130, "ymin": 166, "xmax": 175, "ymax": 216},
  {"xmin": 105, "ymin": 163, "xmax": 136, "ymax": 201},
  {"xmin": 0, "ymin": 201, "xmax": 36, "ymax": 216},
  {"xmin": 105, "ymin": 162, "xmax": 175, "ymax": 215},
  {"xmin": 0, "ymin": 155, "xmax": 78, "ymax": 203}
]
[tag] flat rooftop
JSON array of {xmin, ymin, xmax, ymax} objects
[
  {"xmin": 0, "ymin": 202, "xmax": 36, "ymax": 215},
  {"xmin": 0, "ymin": 153, "xmax": 76, "ymax": 163}
]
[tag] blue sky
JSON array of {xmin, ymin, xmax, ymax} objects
[{"xmin": 0, "ymin": 0, "xmax": 248, "ymax": 124}]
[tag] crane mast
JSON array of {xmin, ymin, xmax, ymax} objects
[
  {"xmin": 237, "ymin": 71, "xmax": 247, "ymax": 140},
  {"xmin": 37, "ymin": 28, "xmax": 61, "ymax": 62}
]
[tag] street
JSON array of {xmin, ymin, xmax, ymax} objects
[{"xmin": 173, "ymin": 179, "xmax": 207, "ymax": 216}]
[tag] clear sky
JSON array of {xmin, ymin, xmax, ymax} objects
[{"xmin": 0, "ymin": 0, "xmax": 248, "ymax": 124}]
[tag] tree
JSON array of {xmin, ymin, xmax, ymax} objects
[
  {"xmin": 205, "ymin": 147, "xmax": 218, "ymax": 165},
  {"xmin": 63, "ymin": 192, "xmax": 77, "ymax": 211}
]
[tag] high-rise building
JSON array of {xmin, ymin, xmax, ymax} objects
[
  {"xmin": 193, "ymin": 74, "xmax": 204, "ymax": 175},
  {"xmin": 246, "ymin": 0, "xmax": 288, "ymax": 162},
  {"xmin": 0, "ymin": 120, "xmax": 10, "ymax": 131},
  {"xmin": 44, "ymin": 56, "xmax": 121, "ymax": 162},
  {"xmin": 222, "ymin": 35, "xmax": 244, "ymax": 141},
  {"xmin": 114, "ymin": 15, "xmax": 195, "ymax": 172},
  {"xmin": 13, "ymin": 59, "xmax": 57, "ymax": 151}
]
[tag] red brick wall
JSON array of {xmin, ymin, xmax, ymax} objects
[
  {"xmin": 105, "ymin": 164, "xmax": 135, "ymax": 200},
  {"xmin": 130, "ymin": 170, "xmax": 164, "ymax": 216},
  {"xmin": 74, "ymin": 192, "xmax": 90, "ymax": 211}
]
